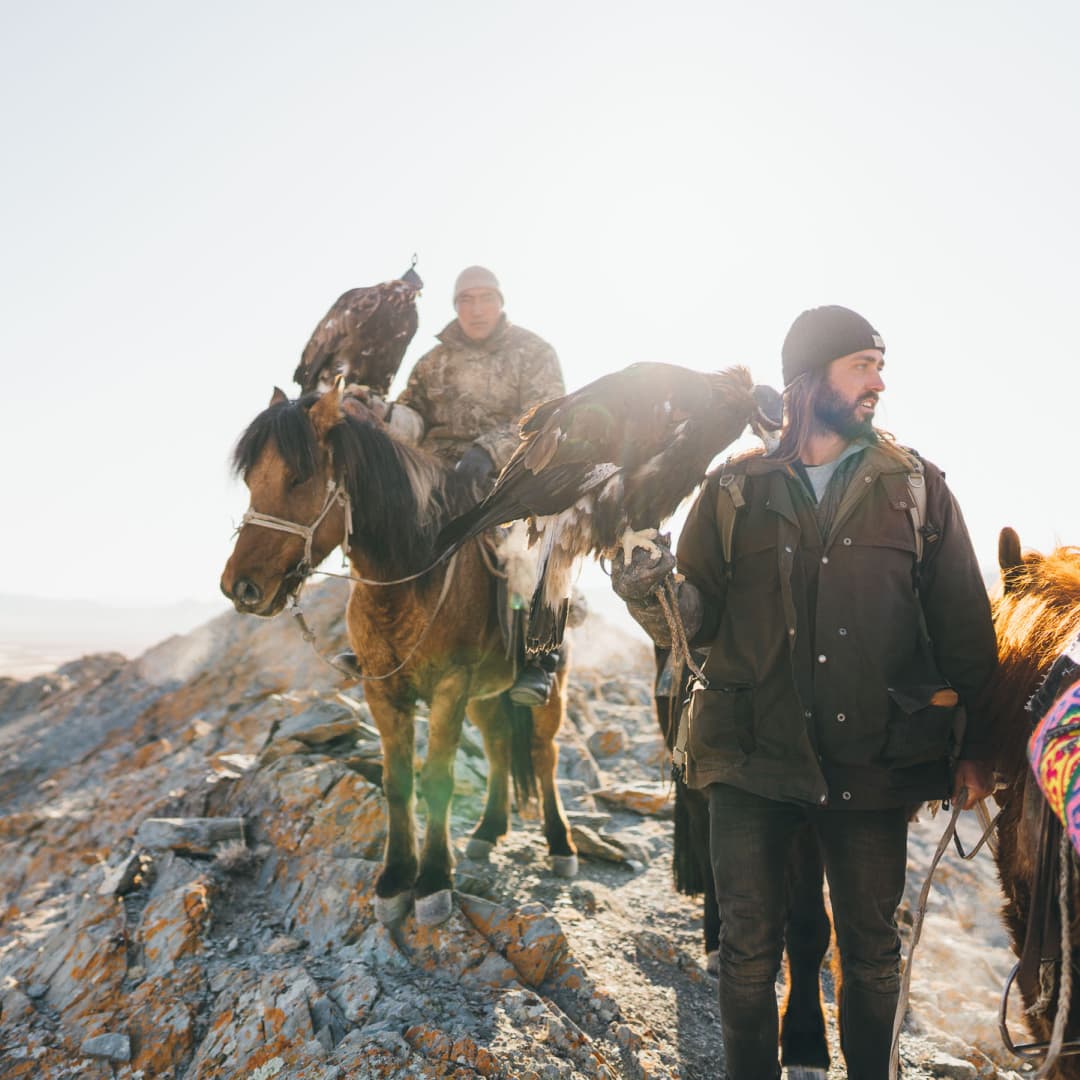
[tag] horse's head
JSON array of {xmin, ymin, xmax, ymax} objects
[
  {"xmin": 994, "ymin": 526, "xmax": 1080, "ymax": 670},
  {"xmin": 221, "ymin": 386, "xmax": 349, "ymax": 616}
]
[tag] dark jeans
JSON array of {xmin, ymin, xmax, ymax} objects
[{"xmin": 708, "ymin": 783, "xmax": 908, "ymax": 1080}]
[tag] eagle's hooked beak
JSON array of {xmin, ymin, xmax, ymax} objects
[{"xmin": 750, "ymin": 384, "xmax": 784, "ymax": 451}]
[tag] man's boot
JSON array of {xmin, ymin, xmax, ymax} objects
[{"xmin": 508, "ymin": 650, "xmax": 560, "ymax": 707}]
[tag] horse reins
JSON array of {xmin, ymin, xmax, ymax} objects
[
  {"xmin": 998, "ymin": 825, "xmax": 1079, "ymax": 1076},
  {"xmin": 238, "ymin": 475, "xmax": 461, "ymax": 680},
  {"xmin": 240, "ymin": 477, "xmax": 353, "ymax": 584},
  {"xmin": 290, "ymin": 552, "xmax": 459, "ymax": 682},
  {"xmin": 889, "ymin": 788, "xmax": 1006, "ymax": 1080},
  {"xmin": 239, "ymin": 476, "xmax": 452, "ymax": 591}
]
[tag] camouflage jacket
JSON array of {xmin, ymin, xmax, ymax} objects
[{"xmin": 391, "ymin": 316, "xmax": 564, "ymax": 469}]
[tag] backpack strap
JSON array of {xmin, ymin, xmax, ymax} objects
[
  {"xmin": 906, "ymin": 460, "xmax": 928, "ymax": 565},
  {"xmin": 715, "ymin": 470, "xmax": 747, "ymax": 572}
]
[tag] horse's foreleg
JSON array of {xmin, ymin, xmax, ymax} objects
[
  {"xmin": 367, "ymin": 695, "xmax": 418, "ymax": 922},
  {"xmin": 780, "ymin": 821, "xmax": 832, "ymax": 1072},
  {"xmin": 531, "ymin": 665, "xmax": 577, "ymax": 876},
  {"xmin": 464, "ymin": 696, "xmax": 510, "ymax": 860},
  {"xmin": 414, "ymin": 681, "xmax": 468, "ymax": 924}
]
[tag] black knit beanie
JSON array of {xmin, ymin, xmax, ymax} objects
[{"xmin": 781, "ymin": 305, "xmax": 885, "ymax": 387}]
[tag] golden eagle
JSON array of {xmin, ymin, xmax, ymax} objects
[
  {"xmin": 293, "ymin": 263, "xmax": 423, "ymax": 396},
  {"xmin": 437, "ymin": 362, "xmax": 782, "ymax": 651}
]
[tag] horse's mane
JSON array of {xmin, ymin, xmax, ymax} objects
[
  {"xmin": 232, "ymin": 396, "xmax": 479, "ymax": 576},
  {"xmin": 981, "ymin": 545, "xmax": 1080, "ymax": 766},
  {"xmin": 232, "ymin": 394, "xmax": 320, "ymax": 485},
  {"xmin": 995, "ymin": 546, "xmax": 1080, "ymax": 672}
]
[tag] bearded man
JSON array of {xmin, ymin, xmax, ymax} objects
[{"xmin": 612, "ymin": 305, "xmax": 997, "ymax": 1079}]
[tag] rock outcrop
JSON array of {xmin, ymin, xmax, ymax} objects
[{"xmin": 0, "ymin": 580, "xmax": 1027, "ymax": 1078}]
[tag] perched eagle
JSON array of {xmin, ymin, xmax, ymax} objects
[
  {"xmin": 293, "ymin": 263, "xmax": 423, "ymax": 396},
  {"xmin": 436, "ymin": 362, "xmax": 783, "ymax": 652}
]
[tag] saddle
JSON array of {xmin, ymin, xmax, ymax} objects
[
  {"xmin": 1028, "ymin": 635, "xmax": 1080, "ymax": 859},
  {"xmin": 1017, "ymin": 633, "xmax": 1080, "ymax": 1018}
]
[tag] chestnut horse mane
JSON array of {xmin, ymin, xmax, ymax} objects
[
  {"xmin": 232, "ymin": 395, "xmax": 479, "ymax": 577},
  {"xmin": 984, "ymin": 543, "xmax": 1080, "ymax": 764},
  {"xmin": 995, "ymin": 546, "xmax": 1080, "ymax": 671}
]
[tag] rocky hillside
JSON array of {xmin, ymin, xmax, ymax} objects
[{"xmin": 0, "ymin": 582, "xmax": 1029, "ymax": 1078}]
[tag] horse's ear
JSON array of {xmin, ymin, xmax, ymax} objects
[
  {"xmin": 999, "ymin": 526, "xmax": 1024, "ymax": 593},
  {"xmin": 308, "ymin": 379, "xmax": 344, "ymax": 435},
  {"xmin": 270, "ymin": 386, "xmax": 288, "ymax": 407}
]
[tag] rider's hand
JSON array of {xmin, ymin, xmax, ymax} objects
[
  {"xmin": 953, "ymin": 759, "xmax": 994, "ymax": 809},
  {"xmin": 455, "ymin": 444, "xmax": 496, "ymax": 490},
  {"xmin": 611, "ymin": 534, "xmax": 676, "ymax": 603}
]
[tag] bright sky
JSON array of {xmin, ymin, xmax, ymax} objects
[{"xmin": 2, "ymin": 1, "xmax": 1077, "ymax": 611}]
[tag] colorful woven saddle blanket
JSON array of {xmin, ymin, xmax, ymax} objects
[{"xmin": 1028, "ymin": 632, "xmax": 1080, "ymax": 857}]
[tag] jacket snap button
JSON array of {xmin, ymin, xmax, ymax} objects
[
  {"xmin": 898, "ymin": 500, "xmax": 908, "ymax": 508},
  {"xmin": 821, "ymin": 556, "xmax": 829, "ymax": 564},
  {"xmin": 842, "ymin": 791, "xmax": 852, "ymax": 801},
  {"xmin": 864, "ymin": 475, "xmax": 872, "ymax": 483},
  {"xmin": 839, "ymin": 627, "xmax": 847, "ymax": 636},
  {"xmin": 836, "ymin": 712, "xmax": 846, "ymax": 722},
  {"xmin": 819, "ymin": 795, "xmax": 828, "ymax": 805},
  {"xmin": 784, "ymin": 545, "xmax": 793, "ymax": 553},
  {"xmin": 817, "ymin": 654, "xmax": 827, "ymax": 664},
  {"xmin": 804, "ymin": 709, "xmax": 812, "ymax": 719},
  {"xmin": 843, "ymin": 537, "xmax": 852, "ymax": 545},
  {"xmin": 788, "ymin": 627, "xmax": 796, "ymax": 636}
]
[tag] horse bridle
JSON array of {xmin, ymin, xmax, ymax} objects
[{"xmin": 240, "ymin": 477, "xmax": 353, "ymax": 592}]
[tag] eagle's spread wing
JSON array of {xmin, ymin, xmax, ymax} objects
[
  {"xmin": 436, "ymin": 361, "xmax": 777, "ymax": 654},
  {"xmin": 293, "ymin": 266, "xmax": 422, "ymax": 396},
  {"xmin": 438, "ymin": 363, "xmax": 715, "ymax": 550}
]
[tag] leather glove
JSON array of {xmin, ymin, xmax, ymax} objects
[
  {"xmin": 342, "ymin": 386, "xmax": 389, "ymax": 425},
  {"xmin": 455, "ymin": 444, "xmax": 496, "ymax": 489},
  {"xmin": 610, "ymin": 533, "xmax": 676, "ymax": 603}
]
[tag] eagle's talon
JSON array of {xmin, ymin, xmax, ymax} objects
[{"xmin": 619, "ymin": 527, "xmax": 661, "ymax": 565}]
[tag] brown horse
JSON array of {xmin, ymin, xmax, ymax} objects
[
  {"xmin": 985, "ymin": 526, "xmax": 1080, "ymax": 1071},
  {"xmin": 220, "ymin": 385, "xmax": 577, "ymax": 926}
]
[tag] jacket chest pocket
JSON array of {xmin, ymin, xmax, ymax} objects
[
  {"xmin": 840, "ymin": 480, "xmax": 918, "ymax": 555},
  {"xmin": 730, "ymin": 511, "xmax": 781, "ymax": 590},
  {"xmin": 688, "ymin": 684, "xmax": 756, "ymax": 763}
]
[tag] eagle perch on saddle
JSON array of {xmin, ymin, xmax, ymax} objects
[{"xmin": 436, "ymin": 362, "xmax": 783, "ymax": 652}]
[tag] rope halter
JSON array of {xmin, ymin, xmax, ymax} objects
[{"xmin": 239, "ymin": 477, "xmax": 353, "ymax": 582}]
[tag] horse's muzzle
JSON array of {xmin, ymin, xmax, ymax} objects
[{"xmin": 224, "ymin": 576, "xmax": 263, "ymax": 612}]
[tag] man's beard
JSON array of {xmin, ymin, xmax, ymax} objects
[{"xmin": 813, "ymin": 382, "xmax": 875, "ymax": 440}]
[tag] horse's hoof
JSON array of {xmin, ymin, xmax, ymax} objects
[
  {"xmin": 465, "ymin": 837, "xmax": 496, "ymax": 861},
  {"xmin": 549, "ymin": 854, "xmax": 578, "ymax": 878},
  {"xmin": 415, "ymin": 889, "xmax": 454, "ymax": 926},
  {"xmin": 785, "ymin": 1069, "xmax": 827, "ymax": 1080},
  {"xmin": 373, "ymin": 890, "xmax": 412, "ymax": 925},
  {"xmin": 705, "ymin": 949, "xmax": 719, "ymax": 976}
]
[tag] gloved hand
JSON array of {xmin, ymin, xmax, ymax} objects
[
  {"xmin": 342, "ymin": 386, "xmax": 389, "ymax": 425},
  {"xmin": 455, "ymin": 444, "xmax": 496, "ymax": 489},
  {"xmin": 610, "ymin": 534, "xmax": 704, "ymax": 647},
  {"xmin": 610, "ymin": 533, "xmax": 676, "ymax": 603}
]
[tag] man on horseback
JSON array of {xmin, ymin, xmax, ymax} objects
[
  {"xmin": 358, "ymin": 265, "xmax": 567, "ymax": 706},
  {"xmin": 613, "ymin": 305, "xmax": 998, "ymax": 1080}
]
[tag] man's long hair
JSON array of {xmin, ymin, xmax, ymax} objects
[{"xmin": 771, "ymin": 368, "xmax": 916, "ymax": 469}]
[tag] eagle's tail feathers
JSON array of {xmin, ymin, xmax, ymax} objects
[{"xmin": 527, "ymin": 594, "xmax": 570, "ymax": 653}]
